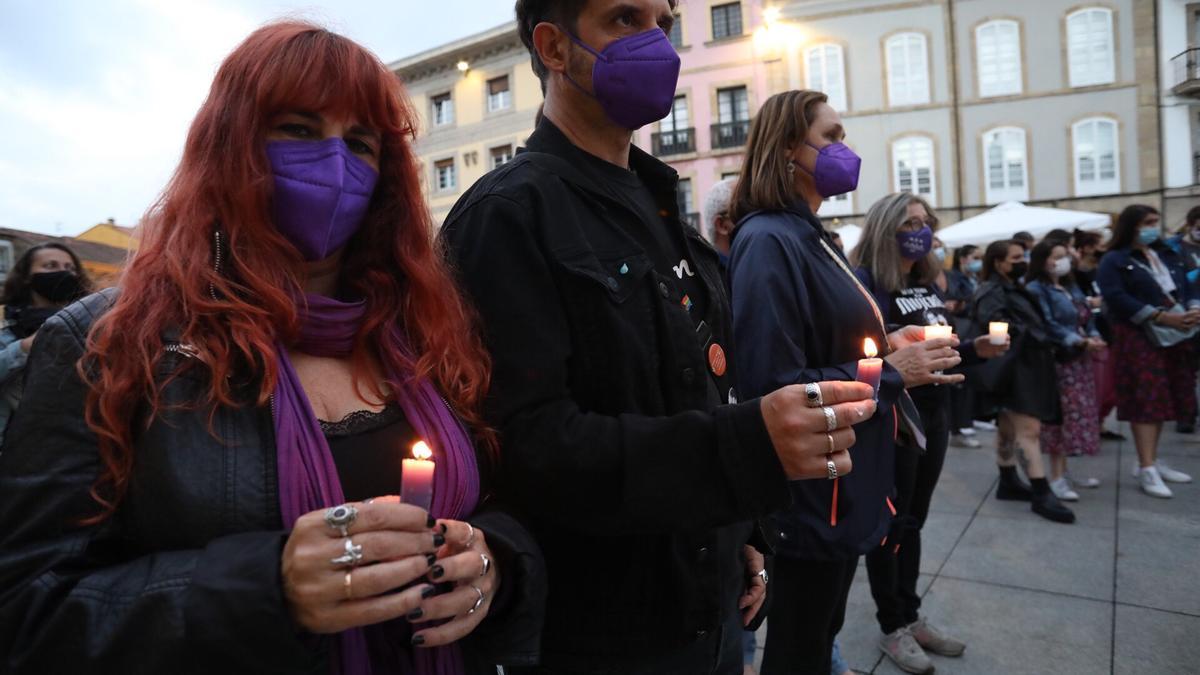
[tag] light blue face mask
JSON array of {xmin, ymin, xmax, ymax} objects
[
  {"xmin": 966, "ymin": 259, "xmax": 983, "ymax": 274},
  {"xmin": 1139, "ymin": 227, "xmax": 1161, "ymax": 246},
  {"xmin": 933, "ymin": 247, "xmax": 946, "ymax": 262}
]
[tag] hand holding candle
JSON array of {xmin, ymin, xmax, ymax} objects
[
  {"xmin": 401, "ymin": 441, "xmax": 436, "ymax": 512},
  {"xmin": 855, "ymin": 338, "xmax": 883, "ymax": 399},
  {"xmin": 923, "ymin": 324, "xmax": 953, "ymax": 341},
  {"xmin": 988, "ymin": 321, "xmax": 1009, "ymax": 345}
]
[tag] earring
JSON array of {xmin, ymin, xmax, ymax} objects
[
  {"xmin": 209, "ymin": 229, "xmax": 223, "ymax": 301},
  {"xmin": 786, "ymin": 160, "xmax": 796, "ymax": 174}
]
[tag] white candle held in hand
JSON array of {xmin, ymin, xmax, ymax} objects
[
  {"xmin": 856, "ymin": 337, "xmax": 883, "ymax": 399},
  {"xmin": 924, "ymin": 325, "xmax": 953, "ymax": 341},
  {"xmin": 988, "ymin": 322, "xmax": 1009, "ymax": 345},
  {"xmin": 401, "ymin": 441, "xmax": 436, "ymax": 512}
]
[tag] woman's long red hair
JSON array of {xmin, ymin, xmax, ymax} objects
[{"xmin": 82, "ymin": 21, "xmax": 495, "ymax": 519}]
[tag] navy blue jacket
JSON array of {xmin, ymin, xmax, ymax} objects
[
  {"xmin": 729, "ymin": 204, "xmax": 900, "ymax": 560},
  {"xmin": 1097, "ymin": 244, "xmax": 1200, "ymax": 326}
]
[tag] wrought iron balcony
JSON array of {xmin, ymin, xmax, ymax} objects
[
  {"xmin": 651, "ymin": 128, "xmax": 696, "ymax": 157},
  {"xmin": 711, "ymin": 120, "xmax": 750, "ymax": 149},
  {"xmin": 1171, "ymin": 48, "xmax": 1200, "ymax": 97}
]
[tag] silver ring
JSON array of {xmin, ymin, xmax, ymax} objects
[
  {"xmin": 826, "ymin": 455, "xmax": 838, "ymax": 480},
  {"xmin": 324, "ymin": 504, "xmax": 358, "ymax": 537},
  {"xmin": 756, "ymin": 568, "xmax": 769, "ymax": 584},
  {"xmin": 479, "ymin": 552, "xmax": 491, "ymax": 577},
  {"xmin": 822, "ymin": 405, "xmax": 837, "ymax": 432},
  {"xmin": 330, "ymin": 537, "xmax": 364, "ymax": 567},
  {"xmin": 804, "ymin": 382, "xmax": 823, "ymax": 408},
  {"xmin": 467, "ymin": 585, "xmax": 485, "ymax": 615},
  {"xmin": 464, "ymin": 523, "xmax": 476, "ymax": 549}
]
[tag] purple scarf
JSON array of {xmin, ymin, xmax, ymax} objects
[{"xmin": 274, "ymin": 293, "xmax": 480, "ymax": 675}]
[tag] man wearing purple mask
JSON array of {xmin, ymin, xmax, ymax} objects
[{"xmin": 441, "ymin": 1, "xmax": 880, "ymax": 673}]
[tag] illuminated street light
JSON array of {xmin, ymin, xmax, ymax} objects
[{"xmin": 456, "ymin": 60, "xmax": 469, "ymax": 73}]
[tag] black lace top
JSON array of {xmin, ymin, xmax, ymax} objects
[{"xmin": 321, "ymin": 404, "xmax": 419, "ymax": 502}]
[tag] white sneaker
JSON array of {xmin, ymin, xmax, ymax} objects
[
  {"xmin": 974, "ymin": 420, "xmax": 998, "ymax": 432},
  {"xmin": 1066, "ymin": 473, "xmax": 1101, "ymax": 489},
  {"xmin": 1155, "ymin": 461, "xmax": 1193, "ymax": 484},
  {"xmin": 1139, "ymin": 466, "xmax": 1174, "ymax": 498},
  {"xmin": 959, "ymin": 427, "xmax": 977, "ymax": 437},
  {"xmin": 1050, "ymin": 477, "xmax": 1080, "ymax": 501}
]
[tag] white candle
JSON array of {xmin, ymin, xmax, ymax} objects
[
  {"xmin": 988, "ymin": 322, "xmax": 1009, "ymax": 345},
  {"xmin": 924, "ymin": 325, "xmax": 953, "ymax": 341},
  {"xmin": 401, "ymin": 441, "xmax": 436, "ymax": 512},
  {"xmin": 856, "ymin": 338, "xmax": 883, "ymax": 399}
]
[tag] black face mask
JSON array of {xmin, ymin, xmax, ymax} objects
[
  {"xmin": 11, "ymin": 306, "xmax": 58, "ymax": 339},
  {"xmin": 1008, "ymin": 262, "xmax": 1029, "ymax": 281},
  {"xmin": 29, "ymin": 270, "xmax": 82, "ymax": 304}
]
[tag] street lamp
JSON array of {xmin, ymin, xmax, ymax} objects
[{"xmin": 456, "ymin": 60, "xmax": 469, "ymax": 74}]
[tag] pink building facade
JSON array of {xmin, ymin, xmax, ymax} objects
[{"xmin": 634, "ymin": 0, "xmax": 777, "ymax": 238}]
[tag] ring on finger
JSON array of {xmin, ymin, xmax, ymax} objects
[
  {"xmin": 826, "ymin": 454, "xmax": 839, "ymax": 480},
  {"xmin": 330, "ymin": 537, "xmax": 364, "ymax": 567},
  {"xmin": 479, "ymin": 552, "xmax": 491, "ymax": 578},
  {"xmin": 464, "ymin": 523, "xmax": 476, "ymax": 549},
  {"xmin": 826, "ymin": 433, "xmax": 835, "ymax": 455},
  {"xmin": 324, "ymin": 504, "xmax": 358, "ymax": 537},
  {"xmin": 821, "ymin": 405, "xmax": 837, "ymax": 432},
  {"xmin": 804, "ymin": 382, "xmax": 823, "ymax": 408},
  {"xmin": 467, "ymin": 585, "xmax": 485, "ymax": 615},
  {"xmin": 344, "ymin": 570, "xmax": 354, "ymax": 599}
]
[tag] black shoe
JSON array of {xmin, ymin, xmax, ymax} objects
[
  {"xmin": 1176, "ymin": 422, "xmax": 1196, "ymax": 434},
  {"xmin": 996, "ymin": 467, "xmax": 1033, "ymax": 501},
  {"xmin": 1031, "ymin": 490, "xmax": 1076, "ymax": 524},
  {"xmin": 1100, "ymin": 430, "xmax": 1126, "ymax": 441}
]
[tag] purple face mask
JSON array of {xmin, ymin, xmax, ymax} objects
[
  {"xmin": 896, "ymin": 225, "xmax": 934, "ymax": 260},
  {"xmin": 266, "ymin": 138, "xmax": 378, "ymax": 261},
  {"xmin": 563, "ymin": 27, "xmax": 681, "ymax": 130},
  {"xmin": 803, "ymin": 142, "xmax": 861, "ymax": 198}
]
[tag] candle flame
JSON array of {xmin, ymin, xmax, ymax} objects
[
  {"xmin": 411, "ymin": 441, "xmax": 432, "ymax": 461},
  {"xmin": 863, "ymin": 337, "xmax": 878, "ymax": 358}
]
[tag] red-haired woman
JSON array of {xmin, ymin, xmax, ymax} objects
[{"xmin": 0, "ymin": 22, "xmax": 543, "ymax": 675}]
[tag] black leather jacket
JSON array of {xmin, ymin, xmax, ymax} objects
[{"xmin": 0, "ymin": 290, "xmax": 545, "ymax": 674}]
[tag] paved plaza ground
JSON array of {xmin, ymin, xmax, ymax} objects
[{"xmin": 750, "ymin": 422, "xmax": 1200, "ymax": 674}]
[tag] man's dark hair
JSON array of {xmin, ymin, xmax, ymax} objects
[
  {"xmin": 1012, "ymin": 231, "xmax": 1035, "ymax": 249},
  {"xmin": 515, "ymin": 0, "xmax": 677, "ymax": 93},
  {"xmin": 1042, "ymin": 228, "xmax": 1071, "ymax": 246}
]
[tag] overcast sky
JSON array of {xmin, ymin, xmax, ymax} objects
[{"xmin": 0, "ymin": 0, "xmax": 516, "ymax": 235}]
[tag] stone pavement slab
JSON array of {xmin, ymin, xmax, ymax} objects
[{"xmin": 1112, "ymin": 604, "xmax": 1200, "ymax": 675}]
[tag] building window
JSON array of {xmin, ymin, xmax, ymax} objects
[
  {"xmin": 0, "ymin": 240, "xmax": 12, "ymax": 283},
  {"xmin": 975, "ymin": 20, "xmax": 1022, "ymax": 97},
  {"xmin": 677, "ymin": 178, "xmax": 694, "ymax": 215},
  {"xmin": 818, "ymin": 192, "xmax": 854, "ymax": 217},
  {"xmin": 490, "ymin": 144, "xmax": 513, "ymax": 170},
  {"xmin": 668, "ymin": 13, "xmax": 684, "ymax": 48},
  {"xmin": 711, "ymin": 2, "xmax": 742, "ymax": 41},
  {"xmin": 892, "ymin": 136, "xmax": 936, "ymax": 205},
  {"xmin": 982, "ymin": 127, "xmax": 1029, "ymax": 204},
  {"xmin": 721, "ymin": 171, "xmax": 740, "ymax": 180},
  {"xmin": 806, "ymin": 44, "xmax": 847, "ymax": 112},
  {"xmin": 487, "ymin": 76, "xmax": 511, "ymax": 112},
  {"xmin": 1073, "ymin": 117, "xmax": 1119, "ymax": 196},
  {"xmin": 1067, "ymin": 8, "xmax": 1115, "ymax": 87},
  {"xmin": 431, "ymin": 93, "xmax": 454, "ymax": 126},
  {"xmin": 434, "ymin": 158, "xmax": 456, "ymax": 192},
  {"xmin": 886, "ymin": 33, "xmax": 930, "ymax": 107},
  {"xmin": 654, "ymin": 95, "xmax": 695, "ymax": 156},
  {"xmin": 712, "ymin": 86, "xmax": 750, "ymax": 148}
]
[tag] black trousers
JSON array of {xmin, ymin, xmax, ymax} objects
[
  {"xmin": 865, "ymin": 401, "xmax": 950, "ymax": 634},
  {"xmin": 948, "ymin": 381, "xmax": 975, "ymax": 431},
  {"xmin": 760, "ymin": 555, "xmax": 859, "ymax": 675}
]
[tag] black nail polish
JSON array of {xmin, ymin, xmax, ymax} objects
[
  {"xmin": 425, "ymin": 553, "xmax": 437, "ymax": 566},
  {"xmin": 421, "ymin": 585, "xmax": 438, "ymax": 599},
  {"xmin": 426, "ymin": 514, "xmax": 436, "ymax": 528},
  {"xmin": 406, "ymin": 608, "xmax": 423, "ymax": 621},
  {"xmin": 432, "ymin": 533, "xmax": 445, "ymax": 547},
  {"xmin": 430, "ymin": 565, "xmax": 445, "ymax": 579},
  {"xmin": 411, "ymin": 635, "xmax": 425, "ymax": 647},
  {"xmin": 437, "ymin": 522, "xmax": 448, "ymax": 534}
]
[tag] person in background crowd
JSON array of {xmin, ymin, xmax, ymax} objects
[
  {"xmin": 1097, "ymin": 205, "xmax": 1197, "ymax": 498},
  {"xmin": 0, "ymin": 242, "xmax": 92, "ymax": 441},
  {"xmin": 443, "ymin": 4, "xmax": 879, "ymax": 672},
  {"xmin": 0, "ymin": 23, "xmax": 546, "ymax": 674},
  {"xmin": 1165, "ymin": 206, "xmax": 1200, "ymax": 434},
  {"xmin": 729, "ymin": 89, "xmax": 960, "ymax": 675},
  {"xmin": 945, "ymin": 244, "xmax": 983, "ymax": 448},
  {"xmin": 852, "ymin": 193, "xmax": 1008, "ymax": 674},
  {"xmin": 931, "ymin": 236, "xmax": 948, "ymax": 294},
  {"xmin": 1071, "ymin": 229, "xmax": 1123, "ymax": 439},
  {"xmin": 1013, "ymin": 231, "xmax": 1035, "ymax": 259},
  {"xmin": 972, "ymin": 240, "xmax": 1076, "ymax": 523},
  {"xmin": 703, "ymin": 177, "xmax": 738, "ymax": 263},
  {"xmin": 1025, "ymin": 240, "xmax": 1105, "ymax": 502},
  {"xmin": 1072, "ymin": 229, "xmax": 1105, "ymax": 295}
]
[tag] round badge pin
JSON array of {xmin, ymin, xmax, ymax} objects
[{"xmin": 708, "ymin": 343, "xmax": 727, "ymax": 377}]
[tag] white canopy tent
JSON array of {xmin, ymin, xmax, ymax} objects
[
  {"xmin": 835, "ymin": 224, "xmax": 862, "ymax": 253},
  {"xmin": 935, "ymin": 201, "xmax": 1110, "ymax": 249}
]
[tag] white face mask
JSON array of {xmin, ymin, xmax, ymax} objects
[{"xmin": 1051, "ymin": 257, "xmax": 1072, "ymax": 278}]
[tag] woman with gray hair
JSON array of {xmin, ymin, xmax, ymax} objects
[{"xmin": 850, "ymin": 192, "xmax": 1009, "ymax": 674}]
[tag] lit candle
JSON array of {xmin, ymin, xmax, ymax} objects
[
  {"xmin": 856, "ymin": 337, "xmax": 883, "ymax": 399},
  {"xmin": 401, "ymin": 441, "xmax": 436, "ymax": 512},
  {"xmin": 988, "ymin": 321, "xmax": 1009, "ymax": 345},
  {"xmin": 923, "ymin": 325, "xmax": 953, "ymax": 341}
]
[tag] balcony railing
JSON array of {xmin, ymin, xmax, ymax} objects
[
  {"xmin": 651, "ymin": 128, "xmax": 696, "ymax": 157},
  {"xmin": 1171, "ymin": 48, "xmax": 1200, "ymax": 96},
  {"xmin": 711, "ymin": 120, "xmax": 750, "ymax": 149}
]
